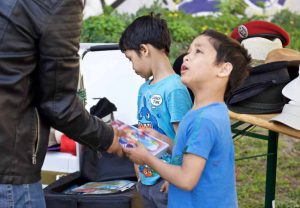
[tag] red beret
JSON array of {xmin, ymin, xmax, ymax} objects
[{"xmin": 230, "ymin": 20, "xmax": 290, "ymax": 47}]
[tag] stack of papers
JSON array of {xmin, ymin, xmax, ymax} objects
[{"xmin": 69, "ymin": 180, "xmax": 136, "ymax": 195}]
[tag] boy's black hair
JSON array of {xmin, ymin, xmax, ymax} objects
[
  {"xmin": 119, "ymin": 13, "xmax": 171, "ymax": 55},
  {"xmin": 201, "ymin": 29, "xmax": 252, "ymax": 96}
]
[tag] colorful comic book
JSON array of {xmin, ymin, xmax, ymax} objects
[
  {"xmin": 71, "ymin": 180, "xmax": 135, "ymax": 195},
  {"xmin": 112, "ymin": 120, "xmax": 169, "ymax": 158}
]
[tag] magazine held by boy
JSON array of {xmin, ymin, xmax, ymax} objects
[{"xmin": 112, "ymin": 120, "xmax": 169, "ymax": 158}]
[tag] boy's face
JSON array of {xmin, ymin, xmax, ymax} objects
[
  {"xmin": 124, "ymin": 49, "xmax": 152, "ymax": 79},
  {"xmin": 181, "ymin": 35, "xmax": 220, "ymax": 89}
]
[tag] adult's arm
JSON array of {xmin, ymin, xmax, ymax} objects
[{"xmin": 36, "ymin": 0, "xmax": 113, "ymax": 152}]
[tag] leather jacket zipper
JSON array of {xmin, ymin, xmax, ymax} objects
[{"xmin": 32, "ymin": 108, "xmax": 40, "ymax": 165}]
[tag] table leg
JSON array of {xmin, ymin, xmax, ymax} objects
[{"xmin": 265, "ymin": 130, "xmax": 279, "ymax": 208}]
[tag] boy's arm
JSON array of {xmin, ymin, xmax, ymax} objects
[
  {"xmin": 124, "ymin": 144, "xmax": 206, "ymax": 191},
  {"xmin": 146, "ymin": 152, "xmax": 205, "ymax": 190}
]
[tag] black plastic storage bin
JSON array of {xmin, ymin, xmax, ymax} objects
[{"xmin": 44, "ymin": 149, "xmax": 140, "ymax": 208}]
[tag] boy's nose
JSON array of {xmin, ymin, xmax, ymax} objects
[{"xmin": 183, "ymin": 54, "xmax": 189, "ymax": 62}]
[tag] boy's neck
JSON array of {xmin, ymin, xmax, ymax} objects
[
  {"xmin": 192, "ymin": 85, "xmax": 225, "ymax": 110},
  {"xmin": 150, "ymin": 53, "xmax": 175, "ymax": 84}
]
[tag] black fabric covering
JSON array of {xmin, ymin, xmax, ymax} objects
[
  {"xmin": 81, "ymin": 149, "xmax": 136, "ymax": 182},
  {"xmin": 226, "ymin": 61, "xmax": 293, "ymax": 114},
  {"xmin": 44, "ymin": 97, "xmax": 137, "ymax": 208},
  {"xmin": 44, "ymin": 172, "xmax": 137, "ymax": 208},
  {"xmin": 85, "ymin": 97, "xmax": 135, "ymax": 181},
  {"xmin": 90, "ymin": 97, "xmax": 117, "ymax": 118}
]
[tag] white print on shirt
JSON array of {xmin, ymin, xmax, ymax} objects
[{"xmin": 150, "ymin": 94, "xmax": 162, "ymax": 108}]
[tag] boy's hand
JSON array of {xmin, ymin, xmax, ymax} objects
[
  {"xmin": 122, "ymin": 141, "xmax": 150, "ymax": 165},
  {"xmin": 107, "ymin": 127, "xmax": 124, "ymax": 157},
  {"xmin": 160, "ymin": 181, "xmax": 169, "ymax": 193},
  {"xmin": 143, "ymin": 128, "xmax": 163, "ymax": 139}
]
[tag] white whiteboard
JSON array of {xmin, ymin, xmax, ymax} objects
[{"xmin": 79, "ymin": 43, "xmax": 144, "ymax": 125}]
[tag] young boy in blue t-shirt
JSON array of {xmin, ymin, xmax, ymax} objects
[
  {"xmin": 123, "ymin": 29, "xmax": 251, "ymax": 207},
  {"xmin": 119, "ymin": 14, "xmax": 192, "ymax": 208}
]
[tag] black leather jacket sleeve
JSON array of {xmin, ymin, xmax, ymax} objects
[{"xmin": 36, "ymin": 0, "xmax": 113, "ymax": 152}]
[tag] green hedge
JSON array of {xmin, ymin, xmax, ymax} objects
[{"xmin": 80, "ymin": 0, "xmax": 300, "ymax": 63}]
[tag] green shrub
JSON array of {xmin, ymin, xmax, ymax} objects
[
  {"xmin": 81, "ymin": 9, "xmax": 132, "ymax": 43},
  {"xmin": 80, "ymin": 1, "xmax": 300, "ymax": 61},
  {"xmin": 271, "ymin": 9, "xmax": 300, "ymax": 51}
]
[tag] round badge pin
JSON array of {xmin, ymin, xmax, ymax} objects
[{"xmin": 238, "ymin": 25, "xmax": 248, "ymax": 38}]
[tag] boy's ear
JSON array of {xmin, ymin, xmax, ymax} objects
[
  {"xmin": 139, "ymin": 44, "xmax": 149, "ymax": 56},
  {"xmin": 218, "ymin": 62, "xmax": 233, "ymax": 78}
]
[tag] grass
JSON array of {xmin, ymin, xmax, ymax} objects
[{"xmin": 234, "ymin": 126, "xmax": 300, "ymax": 208}]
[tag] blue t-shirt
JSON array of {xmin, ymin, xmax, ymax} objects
[
  {"xmin": 168, "ymin": 103, "xmax": 238, "ymax": 208},
  {"xmin": 137, "ymin": 74, "xmax": 192, "ymax": 185}
]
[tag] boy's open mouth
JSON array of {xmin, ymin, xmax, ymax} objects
[{"xmin": 181, "ymin": 64, "xmax": 188, "ymax": 74}]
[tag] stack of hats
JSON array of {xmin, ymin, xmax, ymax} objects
[
  {"xmin": 271, "ymin": 68, "xmax": 300, "ymax": 130},
  {"xmin": 231, "ymin": 20, "xmax": 290, "ymax": 62},
  {"xmin": 226, "ymin": 20, "xmax": 295, "ymax": 115}
]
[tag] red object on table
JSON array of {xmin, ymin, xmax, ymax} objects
[{"xmin": 60, "ymin": 135, "xmax": 76, "ymax": 156}]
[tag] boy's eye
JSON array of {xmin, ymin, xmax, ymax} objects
[
  {"xmin": 125, "ymin": 56, "xmax": 131, "ymax": 62},
  {"xmin": 196, "ymin": 49, "xmax": 203, "ymax": 54}
]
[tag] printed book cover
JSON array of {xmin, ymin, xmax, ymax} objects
[
  {"xmin": 112, "ymin": 120, "xmax": 169, "ymax": 158},
  {"xmin": 70, "ymin": 180, "xmax": 136, "ymax": 195}
]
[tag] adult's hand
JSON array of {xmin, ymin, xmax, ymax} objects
[{"xmin": 106, "ymin": 127, "xmax": 124, "ymax": 157}]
